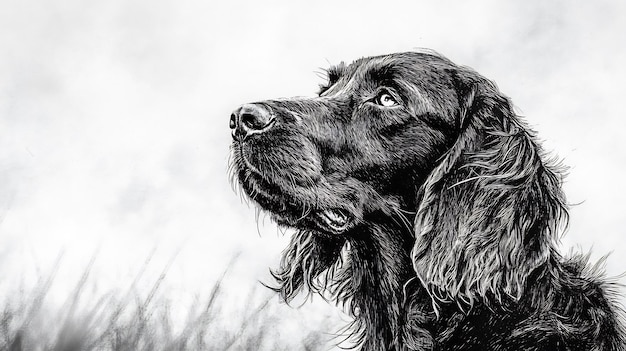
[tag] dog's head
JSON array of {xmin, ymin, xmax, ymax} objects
[
  {"xmin": 230, "ymin": 51, "xmax": 567, "ymax": 307},
  {"xmin": 230, "ymin": 52, "xmax": 459, "ymax": 234}
]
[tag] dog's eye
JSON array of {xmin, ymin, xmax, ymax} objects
[{"xmin": 375, "ymin": 92, "xmax": 398, "ymax": 107}]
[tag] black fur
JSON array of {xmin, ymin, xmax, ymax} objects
[{"xmin": 229, "ymin": 51, "xmax": 625, "ymax": 350}]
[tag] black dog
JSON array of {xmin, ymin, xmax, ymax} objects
[{"xmin": 229, "ymin": 51, "xmax": 625, "ymax": 350}]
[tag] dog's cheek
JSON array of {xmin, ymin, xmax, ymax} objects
[
  {"xmin": 276, "ymin": 138, "xmax": 323, "ymax": 184},
  {"xmin": 246, "ymin": 133, "xmax": 323, "ymax": 187}
]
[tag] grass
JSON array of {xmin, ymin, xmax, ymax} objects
[{"xmin": 0, "ymin": 251, "xmax": 338, "ymax": 351}]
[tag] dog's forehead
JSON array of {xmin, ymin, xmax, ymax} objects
[
  {"xmin": 348, "ymin": 52, "xmax": 455, "ymax": 84},
  {"xmin": 339, "ymin": 53, "xmax": 460, "ymax": 118},
  {"xmin": 320, "ymin": 52, "xmax": 460, "ymax": 120}
]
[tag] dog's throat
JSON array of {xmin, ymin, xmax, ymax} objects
[{"xmin": 335, "ymin": 218, "xmax": 416, "ymax": 349}]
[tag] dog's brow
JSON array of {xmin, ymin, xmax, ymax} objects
[
  {"xmin": 360, "ymin": 62, "xmax": 406, "ymax": 93},
  {"xmin": 368, "ymin": 65, "xmax": 396, "ymax": 83}
]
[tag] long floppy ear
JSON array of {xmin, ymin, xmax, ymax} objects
[{"xmin": 411, "ymin": 68, "xmax": 568, "ymax": 307}]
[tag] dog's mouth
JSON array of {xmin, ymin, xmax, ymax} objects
[
  {"xmin": 235, "ymin": 164, "xmax": 353, "ymax": 234},
  {"xmin": 316, "ymin": 208, "xmax": 350, "ymax": 233},
  {"xmin": 272, "ymin": 205, "xmax": 353, "ymax": 235},
  {"xmin": 232, "ymin": 145, "xmax": 357, "ymax": 235},
  {"xmin": 241, "ymin": 172, "xmax": 354, "ymax": 234}
]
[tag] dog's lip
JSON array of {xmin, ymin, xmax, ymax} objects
[{"xmin": 318, "ymin": 208, "xmax": 350, "ymax": 232}]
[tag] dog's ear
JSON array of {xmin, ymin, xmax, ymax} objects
[{"xmin": 411, "ymin": 68, "xmax": 568, "ymax": 307}]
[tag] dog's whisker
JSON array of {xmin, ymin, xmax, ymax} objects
[{"xmin": 391, "ymin": 206, "xmax": 413, "ymax": 234}]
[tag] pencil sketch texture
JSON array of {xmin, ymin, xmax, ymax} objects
[{"xmin": 229, "ymin": 51, "xmax": 625, "ymax": 350}]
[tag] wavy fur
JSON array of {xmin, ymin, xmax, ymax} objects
[{"xmin": 231, "ymin": 51, "xmax": 626, "ymax": 350}]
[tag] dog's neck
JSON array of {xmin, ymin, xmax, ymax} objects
[
  {"xmin": 274, "ymin": 211, "xmax": 437, "ymax": 350},
  {"xmin": 340, "ymin": 214, "xmax": 434, "ymax": 350}
]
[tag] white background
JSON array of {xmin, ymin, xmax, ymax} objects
[{"xmin": 1, "ymin": 0, "xmax": 625, "ymax": 345}]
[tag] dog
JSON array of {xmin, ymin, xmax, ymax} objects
[{"xmin": 229, "ymin": 51, "xmax": 625, "ymax": 350}]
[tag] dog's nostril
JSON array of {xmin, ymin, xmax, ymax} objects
[
  {"xmin": 239, "ymin": 104, "xmax": 273, "ymax": 131},
  {"xmin": 230, "ymin": 104, "xmax": 274, "ymax": 140},
  {"xmin": 241, "ymin": 112, "xmax": 269, "ymax": 130},
  {"xmin": 229, "ymin": 113, "xmax": 237, "ymax": 129}
]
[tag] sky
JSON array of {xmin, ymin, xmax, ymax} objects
[{"xmin": 1, "ymin": 0, "xmax": 625, "ymax": 344}]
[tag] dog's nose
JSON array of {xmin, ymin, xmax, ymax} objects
[{"xmin": 230, "ymin": 104, "xmax": 274, "ymax": 140}]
